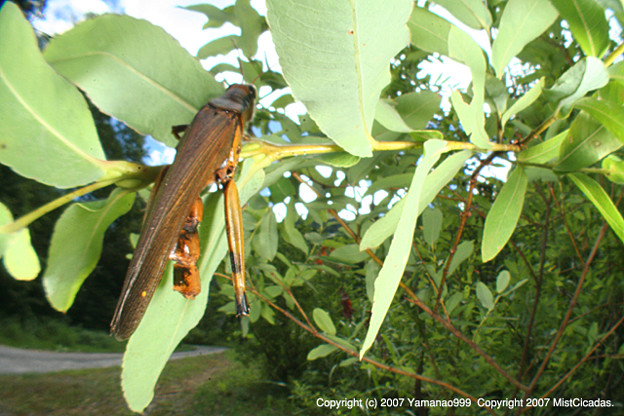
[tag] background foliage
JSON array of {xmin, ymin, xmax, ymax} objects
[{"xmin": 1, "ymin": 0, "xmax": 623, "ymax": 414}]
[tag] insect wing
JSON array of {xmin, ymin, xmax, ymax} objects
[{"xmin": 111, "ymin": 106, "xmax": 241, "ymax": 339}]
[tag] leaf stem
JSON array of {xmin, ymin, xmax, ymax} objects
[
  {"xmin": 0, "ymin": 179, "xmax": 117, "ymax": 234},
  {"xmin": 604, "ymin": 41, "xmax": 624, "ymax": 67},
  {"xmin": 0, "ymin": 164, "xmax": 162, "ymax": 234},
  {"xmin": 242, "ymin": 138, "xmax": 521, "ymax": 161}
]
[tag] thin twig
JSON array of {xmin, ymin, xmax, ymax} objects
[
  {"xmin": 405, "ymin": 288, "xmax": 529, "ymax": 392},
  {"xmin": 249, "ymin": 285, "xmax": 495, "ymax": 414},
  {"xmin": 434, "ymin": 153, "xmax": 495, "ymax": 312},
  {"xmin": 517, "ymin": 186, "xmax": 553, "ymax": 380},
  {"xmin": 524, "ymin": 221, "xmax": 609, "ymax": 398},
  {"xmin": 549, "ymin": 184, "xmax": 585, "ymax": 265}
]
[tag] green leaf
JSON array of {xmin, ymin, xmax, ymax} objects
[
  {"xmin": 408, "ymin": 6, "xmax": 451, "ymax": 55},
  {"xmin": 307, "ymin": 343, "xmax": 338, "ymax": 360},
  {"xmin": 253, "ymin": 210, "xmax": 278, "ymax": 261},
  {"xmin": 575, "ymin": 97, "xmax": 624, "ymax": 145},
  {"xmin": 43, "ymin": 14, "xmax": 223, "ymax": 147},
  {"xmin": 328, "ymin": 244, "xmax": 370, "ymax": 265},
  {"xmin": 422, "ymin": 207, "xmax": 443, "ymax": 247},
  {"xmin": 448, "ymin": 26, "xmax": 490, "ymax": 148},
  {"xmin": 360, "ymin": 150, "xmax": 471, "ymax": 250},
  {"xmin": 496, "ymin": 270, "xmax": 511, "ymax": 293},
  {"xmin": 482, "ymin": 167, "xmax": 528, "ymax": 262},
  {"xmin": 0, "ymin": 2, "xmax": 105, "ymax": 188},
  {"xmin": 268, "ymin": 176, "xmax": 296, "ymax": 202},
  {"xmin": 547, "ymin": 57, "xmax": 609, "ymax": 115},
  {"xmin": 501, "ymin": 78, "xmax": 544, "ymax": 128},
  {"xmin": 375, "ymin": 99, "xmax": 413, "ymax": 133},
  {"xmin": 364, "ymin": 173, "xmax": 413, "ymax": 196},
  {"xmin": 556, "ymin": 112, "xmax": 622, "ymax": 171},
  {"xmin": 360, "ymin": 140, "xmax": 447, "ymax": 358},
  {"xmin": 43, "ymin": 189, "xmax": 134, "ymax": 311},
  {"xmin": 485, "ymin": 75, "xmax": 509, "ymax": 116},
  {"xmin": 568, "ymin": 172, "xmax": 624, "ymax": 245},
  {"xmin": 433, "ymin": 0, "xmax": 492, "ymax": 30},
  {"xmin": 260, "ymin": 302, "xmax": 276, "ymax": 324},
  {"xmin": 0, "ymin": 203, "xmax": 40, "ymax": 281},
  {"xmin": 602, "ymin": 155, "xmax": 624, "ymax": 184},
  {"xmin": 281, "ymin": 201, "xmax": 308, "ymax": 255},
  {"xmin": 491, "ymin": 0, "xmax": 558, "ymax": 78},
  {"xmin": 476, "ymin": 281, "xmax": 494, "ymax": 310},
  {"xmin": 266, "ymin": 0, "xmax": 413, "ymax": 157},
  {"xmin": 447, "ymin": 240, "xmax": 474, "ymax": 276},
  {"xmin": 121, "ymin": 161, "xmax": 264, "ymax": 412},
  {"xmin": 234, "ymin": 0, "xmax": 265, "ymax": 57},
  {"xmin": 551, "ymin": 0, "xmax": 609, "ymax": 57},
  {"xmin": 517, "ymin": 129, "xmax": 567, "ymax": 164},
  {"xmin": 395, "ymin": 91, "xmax": 442, "ymax": 130},
  {"xmin": 408, "ymin": 130, "xmax": 445, "ymax": 141},
  {"xmin": 313, "ymin": 308, "xmax": 336, "ymax": 335},
  {"xmin": 314, "ymin": 153, "xmax": 361, "ymax": 168},
  {"xmin": 184, "ymin": 4, "xmax": 237, "ymax": 29},
  {"xmin": 197, "ymin": 34, "xmax": 240, "ymax": 60},
  {"xmin": 445, "ymin": 292, "xmax": 463, "ymax": 315}
]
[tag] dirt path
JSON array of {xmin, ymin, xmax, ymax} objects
[{"xmin": 0, "ymin": 344, "xmax": 227, "ymax": 374}]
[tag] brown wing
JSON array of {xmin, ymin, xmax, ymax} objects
[{"xmin": 110, "ymin": 105, "xmax": 241, "ymax": 339}]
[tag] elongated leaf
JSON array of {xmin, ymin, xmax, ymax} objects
[
  {"xmin": 360, "ymin": 140, "xmax": 447, "ymax": 358},
  {"xmin": 491, "ymin": 0, "xmax": 558, "ymax": 78},
  {"xmin": 313, "ymin": 308, "xmax": 336, "ymax": 335},
  {"xmin": 448, "ymin": 27, "xmax": 489, "ymax": 148},
  {"xmin": 395, "ymin": 91, "xmax": 442, "ymax": 130},
  {"xmin": 434, "ymin": 0, "xmax": 492, "ymax": 30},
  {"xmin": 281, "ymin": 201, "xmax": 308, "ymax": 255},
  {"xmin": 43, "ymin": 14, "xmax": 223, "ymax": 147},
  {"xmin": 451, "ymin": 90, "xmax": 490, "ymax": 148},
  {"xmin": 496, "ymin": 270, "xmax": 511, "ymax": 293},
  {"xmin": 43, "ymin": 189, "xmax": 135, "ymax": 311},
  {"xmin": 547, "ymin": 57, "xmax": 608, "ymax": 115},
  {"xmin": 308, "ymin": 343, "xmax": 338, "ymax": 360},
  {"xmin": 551, "ymin": 0, "xmax": 609, "ymax": 57},
  {"xmin": 501, "ymin": 78, "xmax": 544, "ymax": 128},
  {"xmin": 447, "ymin": 240, "xmax": 474, "ymax": 276},
  {"xmin": 375, "ymin": 99, "xmax": 413, "ymax": 133},
  {"xmin": 328, "ymin": 244, "xmax": 370, "ymax": 265},
  {"xmin": 476, "ymin": 281, "xmax": 494, "ymax": 310},
  {"xmin": 185, "ymin": 4, "xmax": 237, "ymax": 29},
  {"xmin": 0, "ymin": 203, "xmax": 40, "ymax": 281},
  {"xmin": 408, "ymin": 6, "xmax": 451, "ymax": 55},
  {"xmin": 121, "ymin": 161, "xmax": 264, "ymax": 412},
  {"xmin": 234, "ymin": 0, "xmax": 265, "ymax": 57},
  {"xmin": 568, "ymin": 173, "xmax": 624, "ymax": 245},
  {"xmin": 375, "ymin": 92, "xmax": 440, "ymax": 133},
  {"xmin": 0, "ymin": 2, "xmax": 105, "ymax": 188},
  {"xmin": 360, "ymin": 150, "xmax": 471, "ymax": 250},
  {"xmin": 517, "ymin": 129, "xmax": 567, "ymax": 163},
  {"xmin": 423, "ymin": 207, "xmax": 443, "ymax": 247},
  {"xmin": 556, "ymin": 112, "xmax": 622, "ymax": 171},
  {"xmin": 575, "ymin": 97, "xmax": 624, "ymax": 145},
  {"xmin": 197, "ymin": 34, "xmax": 240, "ymax": 60},
  {"xmin": 253, "ymin": 210, "xmax": 278, "ymax": 261},
  {"xmin": 266, "ymin": 0, "xmax": 413, "ymax": 157},
  {"xmin": 482, "ymin": 167, "xmax": 528, "ymax": 262}
]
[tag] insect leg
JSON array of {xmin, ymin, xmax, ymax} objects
[
  {"xmin": 171, "ymin": 124, "xmax": 188, "ymax": 141},
  {"xmin": 223, "ymin": 179, "xmax": 249, "ymax": 315},
  {"xmin": 170, "ymin": 197, "xmax": 203, "ymax": 299}
]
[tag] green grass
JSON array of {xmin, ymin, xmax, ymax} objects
[
  {"xmin": 0, "ymin": 317, "xmax": 295, "ymax": 414},
  {"xmin": 0, "ymin": 350, "xmax": 295, "ymax": 416},
  {"xmin": 0, "ymin": 318, "xmax": 126, "ymax": 353}
]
